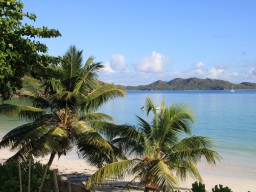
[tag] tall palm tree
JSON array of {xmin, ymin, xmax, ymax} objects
[
  {"xmin": 85, "ymin": 97, "xmax": 221, "ymax": 191},
  {"xmin": 0, "ymin": 45, "xmax": 125, "ymax": 189}
]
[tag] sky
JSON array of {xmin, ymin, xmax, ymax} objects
[{"xmin": 22, "ymin": 0, "xmax": 256, "ymax": 85}]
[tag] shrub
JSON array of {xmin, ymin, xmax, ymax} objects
[
  {"xmin": 191, "ymin": 181, "xmax": 206, "ymax": 192},
  {"xmin": 212, "ymin": 184, "xmax": 233, "ymax": 192},
  {"xmin": 0, "ymin": 160, "xmax": 53, "ymax": 192}
]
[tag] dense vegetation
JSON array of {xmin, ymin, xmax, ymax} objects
[
  {"xmin": 123, "ymin": 77, "xmax": 256, "ymax": 90},
  {"xmin": 0, "ymin": 0, "xmax": 61, "ymax": 99},
  {"xmin": 0, "ymin": 160, "xmax": 53, "ymax": 192},
  {"xmin": 0, "ymin": 46, "xmax": 125, "ymax": 191}
]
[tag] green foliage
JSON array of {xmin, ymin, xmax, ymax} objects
[
  {"xmin": 212, "ymin": 184, "xmax": 233, "ymax": 192},
  {"xmin": 0, "ymin": 0, "xmax": 61, "ymax": 99},
  {"xmin": 19, "ymin": 75, "xmax": 43, "ymax": 93},
  {"xmin": 124, "ymin": 77, "xmax": 256, "ymax": 90},
  {"xmin": 0, "ymin": 46, "xmax": 125, "ymax": 169},
  {"xmin": 192, "ymin": 181, "xmax": 206, "ymax": 192},
  {"xmin": 85, "ymin": 98, "xmax": 221, "ymax": 190},
  {"xmin": 0, "ymin": 160, "xmax": 52, "ymax": 192}
]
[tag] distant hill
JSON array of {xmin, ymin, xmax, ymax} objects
[{"xmin": 120, "ymin": 77, "xmax": 256, "ymax": 90}]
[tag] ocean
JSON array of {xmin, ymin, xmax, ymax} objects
[
  {"xmin": 97, "ymin": 90, "xmax": 256, "ymax": 175},
  {"xmin": 1, "ymin": 90, "xmax": 256, "ymax": 176}
]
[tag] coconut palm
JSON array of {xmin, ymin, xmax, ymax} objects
[
  {"xmin": 85, "ymin": 97, "xmax": 221, "ymax": 191},
  {"xmin": 0, "ymin": 45, "xmax": 125, "ymax": 190}
]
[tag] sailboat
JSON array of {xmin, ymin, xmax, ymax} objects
[{"xmin": 230, "ymin": 85, "xmax": 235, "ymax": 92}]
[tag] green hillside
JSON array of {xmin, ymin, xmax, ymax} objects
[{"xmin": 123, "ymin": 77, "xmax": 256, "ymax": 90}]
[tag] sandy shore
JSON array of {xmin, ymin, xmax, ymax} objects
[{"xmin": 1, "ymin": 148, "xmax": 255, "ymax": 192}]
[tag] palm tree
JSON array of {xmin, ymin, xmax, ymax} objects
[
  {"xmin": 85, "ymin": 97, "xmax": 221, "ymax": 191},
  {"xmin": 0, "ymin": 45, "xmax": 125, "ymax": 190}
]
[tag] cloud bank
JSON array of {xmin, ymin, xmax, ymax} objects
[
  {"xmin": 100, "ymin": 54, "xmax": 256, "ymax": 86},
  {"xmin": 135, "ymin": 52, "xmax": 167, "ymax": 73}
]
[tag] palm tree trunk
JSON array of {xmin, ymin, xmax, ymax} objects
[
  {"xmin": 38, "ymin": 152, "xmax": 56, "ymax": 192},
  {"xmin": 28, "ymin": 157, "xmax": 32, "ymax": 192},
  {"xmin": 53, "ymin": 169, "xmax": 59, "ymax": 192},
  {"xmin": 18, "ymin": 161, "xmax": 23, "ymax": 192},
  {"xmin": 64, "ymin": 104, "xmax": 68, "ymax": 125}
]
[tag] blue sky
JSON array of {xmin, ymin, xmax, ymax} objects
[{"xmin": 22, "ymin": 0, "xmax": 256, "ymax": 85}]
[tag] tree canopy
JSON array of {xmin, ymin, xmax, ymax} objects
[
  {"xmin": 85, "ymin": 97, "xmax": 221, "ymax": 191},
  {"xmin": 0, "ymin": 45, "xmax": 126, "ymax": 191},
  {"xmin": 0, "ymin": 0, "xmax": 61, "ymax": 99}
]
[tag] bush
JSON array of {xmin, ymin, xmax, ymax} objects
[
  {"xmin": 191, "ymin": 181, "xmax": 206, "ymax": 192},
  {"xmin": 0, "ymin": 160, "xmax": 53, "ymax": 192},
  {"xmin": 212, "ymin": 184, "xmax": 233, "ymax": 192}
]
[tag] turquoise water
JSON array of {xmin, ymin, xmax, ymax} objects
[
  {"xmin": 97, "ymin": 90, "xmax": 256, "ymax": 173},
  {"xmin": 1, "ymin": 90, "xmax": 256, "ymax": 173}
]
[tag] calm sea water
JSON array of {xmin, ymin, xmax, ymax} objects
[
  {"xmin": 1, "ymin": 90, "xmax": 256, "ymax": 173},
  {"xmin": 98, "ymin": 90, "xmax": 256, "ymax": 173}
]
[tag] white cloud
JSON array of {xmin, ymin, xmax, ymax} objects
[
  {"xmin": 100, "ymin": 56, "xmax": 256, "ymax": 86},
  {"xmin": 195, "ymin": 68, "xmax": 204, "ymax": 75},
  {"xmin": 196, "ymin": 61, "xmax": 205, "ymax": 68},
  {"xmin": 249, "ymin": 67, "xmax": 256, "ymax": 75},
  {"xmin": 101, "ymin": 62, "xmax": 115, "ymax": 73},
  {"xmin": 101, "ymin": 54, "xmax": 126, "ymax": 73},
  {"xmin": 208, "ymin": 66, "xmax": 225, "ymax": 79},
  {"xmin": 110, "ymin": 54, "xmax": 126, "ymax": 71},
  {"xmin": 192, "ymin": 62, "xmax": 205, "ymax": 75},
  {"xmin": 135, "ymin": 52, "xmax": 167, "ymax": 73}
]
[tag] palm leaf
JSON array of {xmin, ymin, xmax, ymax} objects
[
  {"xmin": 62, "ymin": 46, "xmax": 83, "ymax": 80},
  {"xmin": 171, "ymin": 160, "xmax": 202, "ymax": 182},
  {"xmin": 136, "ymin": 115, "xmax": 152, "ymax": 138},
  {"xmin": 82, "ymin": 84, "xmax": 125, "ymax": 111},
  {"xmin": 79, "ymin": 113, "xmax": 114, "ymax": 121},
  {"xmin": 148, "ymin": 159, "xmax": 178, "ymax": 190},
  {"xmin": 74, "ymin": 59, "xmax": 103, "ymax": 94},
  {"xmin": 72, "ymin": 121, "xmax": 114, "ymax": 161},
  {"xmin": 168, "ymin": 136, "xmax": 222, "ymax": 164},
  {"xmin": 85, "ymin": 159, "xmax": 139, "ymax": 189},
  {"xmin": 167, "ymin": 103, "xmax": 194, "ymax": 134},
  {"xmin": 0, "ymin": 104, "xmax": 44, "ymax": 119}
]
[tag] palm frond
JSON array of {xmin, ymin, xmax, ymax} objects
[
  {"xmin": 73, "ymin": 59, "xmax": 103, "ymax": 94},
  {"xmin": 167, "ymin": 103, "xmax": 194, "ymax": 134},
  {"xmin": 43, "ymin": 127, "xmax": 70, "ymax": 155},
  {"xmin": 13, "ymin": 124, "xmax": 52, "ymax": 148},
  {"xmin": 82, "ymin": 84, "xmax": 125, "ymax": 111},
  {"xmin": 5, "ymin": 145, "xmax": 32, "ymax": 163},
  {"xmin": 43, "ymin": 78, "xmax": 63, "ymax": 94},
  {"xmin": 76, "ymin": 140, "xmax": 114, "ymax": 168},
  {"xmin": 0, "ymin": 104, "xmax": 44, "ymax": 119},
  {"xmin": 19, "ymin": 89, "xmax": 51, "ymax": 109},
  {"xmin": 71, "ymin": 121, "xmax": 92, "ymax": 135},
  {"xmin": 75, "ymin": 131, "xmax": 113, "ymax": 155},
  {"xmin": 0, "ymin": 114, "xmax": 58, "ymax": 148},
  {"xmin": 168, "ymin": 136, "xmax": 222, "ymax": 164},
  {"xmin": 72, "ymin": 121, "xmax": 114, "ymax": 160},
  {"xmin": 148, "ymin": 159, "xmax": 178, "ymax": 190},
  {"xmin": 85, "ymin": 159, "xmax": 139, "ymax": 189},
  {"xmin": 92, "ymin": 121, "xmax": 136, "ymax": 139},
  {"xmin": 80, "ymin": 58, "xmax": 103, "ymax": 81},
  {"xmin": 79, "ymin": 113, "xmax": 114, "ymax": 121},
  {"xmin": 172, "ymin": 160, "xmax": 202, "ymax": 182},
  {"xmin": 91, "ymin": 121, "xmax": 144, "ymax": 154},
  {"xmin": 62, "ymin": 45, "xmax": 83, "ymax": 80},
  {"xmin": 136, "ymin": 115, "xmax": 152, "ymax": 138},
  {"xmin": 145, "ymin": 97, "xmax": 158, "ymax": 116}
]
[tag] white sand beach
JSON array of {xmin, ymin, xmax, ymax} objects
[{"xmin": 1, "ymin": 148, "xmax": 255, "ymax": 192}]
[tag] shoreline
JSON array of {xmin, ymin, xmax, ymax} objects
[{"xmin": 1, "ymin": 148, "xmax": 255, "ymax": 192}]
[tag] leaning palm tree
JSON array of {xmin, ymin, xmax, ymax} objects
[
  {"xmin": 85, "ymin": 97, "xmax": 221, "ymax": 191},
  {"xmin": 0, "ymin": 45, "xmax": 125, "ymax": 190}
]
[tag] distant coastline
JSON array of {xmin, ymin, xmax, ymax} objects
[{"xmin": 118, "ymin": 77, "xmax": 256, "ymax": 90}]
